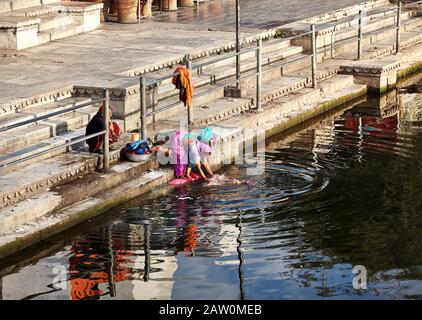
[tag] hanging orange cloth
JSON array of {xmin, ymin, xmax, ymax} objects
[{"xmin": 172, "ymin": 66, "xmax": 194, "ymax": 108}]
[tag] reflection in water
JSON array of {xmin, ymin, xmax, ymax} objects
[{"xmin": 1, "ymin": 82, "xmax": 422, "ymax": 300}]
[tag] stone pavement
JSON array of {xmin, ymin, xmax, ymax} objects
[
  {"xmin": 154, "ymin": 0, "xmax": 366, "ymax": 30},
  {"xmin": 0, "ymin": 22, "xmax": 247, "ymax": 106},
  {"xmin": 0, "ymin": 0, "xmax": 370, "ymax": 106}
]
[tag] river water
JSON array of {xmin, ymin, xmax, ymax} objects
[{"xmin": 1, "ymin": 76, "xmax": 422, "ymax": 300}]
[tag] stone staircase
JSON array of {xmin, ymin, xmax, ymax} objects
[{"xmin": 0, "ymin": 0, "xmax": 103, "ymax": 50}]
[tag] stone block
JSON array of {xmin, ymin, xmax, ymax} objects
[
  {"xmin": 0, "ymin": 17, "xmax": 40, "ymax": 50},
  {"xmin": 224, "ymin": 86, "xmax": 245, "ymax": 98},
  {"xmin": 339, "ymin": 60, "xmax": 401, "ymax": 94},
  {"xmin": 61, "ymin": 2, "xmax": 103, "ymax": 32},
  {"xmin": 178, "ymin": 0, "xmax": 194, "ymax": 6},
  {"xmin": 74, "ymin": 77, "xmax": 141, "ymax": 132}
]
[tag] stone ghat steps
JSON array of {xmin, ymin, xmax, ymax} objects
[
  {"xmin": 218, "ymin": 82, "xmax": 368, "ymax": 136},
  {"xmin": 38, "ymin": 21, "xmax": 84, "ymax": 44},
  {"xmin": 0, "ymin": 129, "xmax": 85, "ymax": 175},
  {"xmin": 320, "ymin": 6, "xmax": 417, "ymax": 39},
  {"xmin": 0, "ymin": 165, "xmax": 165, "ymax": 259},
  {"xmin": 0, "ymin": 148, "xmax": 159, "ymax": 236},
  {"xmin": 147, "ymin": 43, "xmax": 305, "ymax": 123},
  {"xmin": 154, "ymin": 41, "xmax": 303, "ymax": 102},
  {"xmin": 0, "ymin": 96, "xmax": 101, "ymax": 156},
  {"xmin": 3, "ymin": 4, "xmax": 56, "ymax": 16},
  {"xmin": 146, "ymin": 8, "xmax": 422, "ymax": 120},
  {"xmin": 153, "ymin": 73, "xmax": 354, "ymax": 130},
  {"xmin": 326, "ymin": 12, "xmax": 422, "ymax": 54},
  {"xmin": 38, "ymin": 12, "xmax": 73, "ymax": 31},
  {"xmin": 0, "ymin": 1, "xmax": 103, "ymax": 50}
]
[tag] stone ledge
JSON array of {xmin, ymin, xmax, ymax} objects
[
  {"xmin": 0, "ymin": 16, "xmax": 40, "ymax": 28},
  {"xmin": 74, "ymin": 77, "xmax": 140, "ymax": 99},
  {"xmin": 339, "ymin": 60, "xmax": 401, "ymax": 76},
  {"xmin": 0, "ymin": 85, "xmax": 73, "ymax": 116},
  {"xmin": 58, "ymin": 1, "xmax": 104, "ymax": 13}
]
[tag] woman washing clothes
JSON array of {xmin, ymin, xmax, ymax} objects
[
  {"xmin": 184, "ymin": 133, "xmax": 209, "ymax": 181},
  {"xmin": 86, "ymin": 105, "xmax": 122, "ymax": 154}
]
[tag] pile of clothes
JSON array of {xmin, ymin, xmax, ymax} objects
[{"xmin": 124, "ymin": 139, "xmax": 153, "ymax": 156}]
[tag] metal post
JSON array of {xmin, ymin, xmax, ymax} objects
[
  {"xmin": 103, "ymin": 88, "xmax": 110, "ymax": 171},
  {"xmin": 357, "ymin": 10, "xmax": 363, "ymax": 60},
  {"xmin": 331, "ymin": 26, "xmax": 336, "ymax": 58},
  {"xmin": 235, "ymin": 0, "xmax": 241, "ymax": 89},
  {"xmin": 256, "ymin": 38, "xmax": 262, "ymax": 111},
  {"xmin": 311, "ymin": 24, "xmax": 317, "ymax": 89},
  {"xmin": 187, "ymin": 60, "xmax": 193, "ymax": 125},
  {"xmin": 138, "ymin": 0, "xmax": 141, "ymax": 23},
  {"xmin": 140, "ymin": 76, "xmax": 147, "ymax": 140},
  {"xmin": 396, "ymin": 1, "xmax": 401, "ymax": 54}
]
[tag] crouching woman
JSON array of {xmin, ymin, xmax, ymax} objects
[{"xmin": 86, "ymin": 105, "xmax": 122, "ymax": 153}]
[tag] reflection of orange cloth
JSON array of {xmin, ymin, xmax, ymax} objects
[
  {"xmin": 184, "ymin": 224, "xmax": 197, "ymax": 252},
  {"xmin": 172, "ymin": 66, "xmax": 194, "ymax": 108},
  {"xmin": 70, "ymin": 278, "xmax": 104, "ymax": 300}
]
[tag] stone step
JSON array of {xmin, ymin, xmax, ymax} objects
[
  {"xmin": 9, "ymin": 0, "xmax": 42, "ymax": 11},
  {"xmin": 156, "ymin": 44, "xmax": 304, "ymax": 102},
  {"xmin": 7, "ymin": 4, "xmax": 56, "ymax": 16},
  {"xmin": 332, "ymin": 9, "xmax": 418, "ymax": 44},
  {"xmin": 0, "ymin": 1, "xmax": 102, "ymax": 50},
  {"xmin": 38, "ymin": 22, "xmax": 83, "ymax": 43},
  {"xmin": 0, "ymin": 129, "xmax": 157, "ymax": 211},
  {"xmin": 161, "ymin": 73, "xmax": 354, "ymax": 127},
  {"xmin": 0, "ymin": 129, "xmax": 85, "ymax": 175},
  {"xmin": 0, "ymin": 116, "xmax": 124, "ymax": 175},
  {"xmin": 38, "ymin": 12, "xmax": 72, "ymax": 31},
  {"xmin": 195, "ymin": 39, "xmax": 292, "ymax": 75},
  {"xmin": 0, "ymin": 96, "xmax": 93, "ymax": 129},
  {"xmin": 0, "ymin": 163, "xmax": 163, "ymax": 257},
  {"xmin": 0, "ymin": 102, "xmax": 99, "ymax": 155},
  {"xmin": 0, "ymin": 85, "xmax": 73, "ymax": 118}
]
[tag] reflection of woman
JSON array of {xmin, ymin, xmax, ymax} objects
[{"xmin": 86, "ymin": 105, "xmax": 122, "ymax": 154}]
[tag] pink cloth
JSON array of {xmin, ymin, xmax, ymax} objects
[{"xmin": 169, "ymin": 130, "xmax": 188, "ymax": 177}]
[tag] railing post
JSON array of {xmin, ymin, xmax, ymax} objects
[
  {"xmin": 140, "ymin": 76, "xmax": 147, "ymax": 140},
  {"xmin": 311, "ymin": 24, "xmax": 317, "ymax": 89},
  {"xmin": 396, "ymin": 1, "xmax": 401, "ymax": 54},
  {"xmin": 256, "ymin": 38, "xmax": 262, "ymax": 111},
  {"xmin": 187, "ymin": 60, "xmax": 194, "ymax": 125},
  {"xmin": 357, "ymin": 9, "xmax": 363, "ymax": 60},
  {"xmin": 235, "ymin": 0, "xmax": 241, "ymax": 90},
  {"xmin": 103, "ymin": 88, "xmax": 110, "ymax": 172}
]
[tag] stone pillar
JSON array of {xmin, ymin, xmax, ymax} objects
[
  {"xmin": 162, "ymin": 0, "xmax": 177, "ymax": 11},
  {"xmin": 178, "ymin": 0, "xmax": 194, "ymax": 7},
  {"xmin": 339, "ymin": 60, "xmax": 401, "ymax": 94},
  {"xmin": 142, "ymin": 0, "xmax": 153, "ymax": 17},
  {"xmin": 74, "ymin": 80, "xmax": 142, "ymax": 132}
]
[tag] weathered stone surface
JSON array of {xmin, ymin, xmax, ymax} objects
[
  {"xmin": 339, "ymin": 60, "xmax": 400, "ymax": 93},
  {"xmin": 0, "ymin": 1, "xmax": 103, "ymax": 50}
]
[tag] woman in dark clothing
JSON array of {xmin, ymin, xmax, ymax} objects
[{"xmin": 86, "ymin": 105, "xmax": 122, "ymax": 153}]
